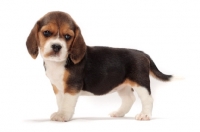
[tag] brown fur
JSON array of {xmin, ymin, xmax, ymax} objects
[
  {"xmin": 26, "ymin": 12, "xmax": 173, "ymax": 121},
  {"xmin": 26, "ymin": 11, "xmax": 86, "ymax": 64},
  {"xmin": 38, "ymin": 22, "xmax": 58, "ymax": 52},
  {"xmin": 68, "ymin": 23, "xmax": 86, "ymax": 64},
  {"xmin": 123, "ymin": 79, "xmax": 139, "ymax": 87},
  {"xmin": 26, "ymin": 22, "xmax": 39, "ymax": 59},
  {"xmin": 52, "ymin": 84, "xmax": 58, "ymax": 94},
  {"xmin": 63, "ymin": 70, "xmax": 79, "ymax": 95}
]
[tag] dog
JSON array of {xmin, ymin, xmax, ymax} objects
[{"xmin": 26, "ymin": 11, "xmax": 173, "ymax": 122}]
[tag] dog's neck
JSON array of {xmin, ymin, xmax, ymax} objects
[
  {"xmin": 44, "ymin": 60, "xmax": 66, "ymax": 69},
  {"xmin": 44, "ymin": 60, "xmax": 66, "ymax": 92},
  {"xmin": 43, "ymin": 55, "xmax": 75, "ymax": 71}
]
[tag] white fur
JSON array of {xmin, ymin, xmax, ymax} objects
[
  {"xmin": 45, "ymin": 60, "xmax": 65, "ymax": 92},
  {"xmin": 133, "ymin": 86, "xmax": 153, "ymax": 120},
  {"xmin": 43, "ymin": 44, "xmax": 154, "ymax": 121},
  {"xmin": 170, "ymin": 75, "xmax": 185, "ymax": 81},
  {"xmin": 45, "ymin": 59, "xmax": 153, "ymax": 121},
  {"xmin": 40, "ymin": 38, "xmax": 68, "ymax": 62},
  {"xmin": 110, "ymin": 86, "xmax": 135, "ymax": 117},
  {"xmin": 44, "ymin": 59, "xmax": 80, "ymax": 122},
  {"xmin": 108, "ymin": 84, "xmax": 128, "ymax": 94},
  {"xmin": 51, "ymin": 92, "xmax": 80, "ymax": 122}
]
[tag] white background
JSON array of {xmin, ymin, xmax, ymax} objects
[{"xmin": 0, "ymin": 0, "xmax": 200, "ymax": 132}]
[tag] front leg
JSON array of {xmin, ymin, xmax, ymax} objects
[{"xmin": 51, "ymin": 85, "xmax": 80, "ymax": 122}]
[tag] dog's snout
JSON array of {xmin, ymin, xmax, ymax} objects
[{"xmin": 51, "ymin": 44, "xmax": 62, "ymax": 52}]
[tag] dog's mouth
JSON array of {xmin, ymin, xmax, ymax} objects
[
  {"xmin": 44, "ymin": 51, "xmax": 61, "ymax": 58},
  {"xmin": 52, "ymin": 51, "xmax": 61, "ymax": 57},
  {"xmin": 42, "ymin": 50, "xmax": 67, "ymax": 62}
]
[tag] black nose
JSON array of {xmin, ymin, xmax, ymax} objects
[{"xmin": 51, "ymin": 44, "xmax": 62, "ymax": 52}]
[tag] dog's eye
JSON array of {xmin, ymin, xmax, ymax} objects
[
  {"xmin": 43, "ymin": 30, "xmax": 52, "ymax": 37},
  {"xmin": 65, "ymin": 34, "xmax": 71, "ymax": 40}
]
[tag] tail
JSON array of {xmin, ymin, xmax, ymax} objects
[{"xmin": 145, "ymin": 54, "xmax": 173, "ymax": 81}]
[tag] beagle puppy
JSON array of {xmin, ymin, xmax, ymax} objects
[{"xmin": 26, "ymin": 11, "xmax": 173, "ymax": 122}]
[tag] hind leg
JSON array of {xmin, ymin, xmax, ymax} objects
[
  {"xmin": 134, "ymin": 86, "xmax": 153, "ymax": 120},
  {"xmin": 110, "ymin": 86, "xmax": 135, "ymax": 117}
]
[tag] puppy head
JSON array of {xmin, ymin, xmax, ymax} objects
[{"xmin": 26, "ymin": 11, "xmax": 86, "ymax": 63}]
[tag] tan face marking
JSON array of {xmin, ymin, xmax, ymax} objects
[
  {"xmin": 38, "ymin": 22, "xmax": 58, "ymax": 52},
  {"xmin": 38, "ymin": 22, "xmax": 76, "ymax": 62},
  {"xmin": 59, "ymin": 23, "xmax": 75, "ymax": 51},
  {"xmin": 26, "ymin": 11, "xmax": 86, "ymax": 64}
]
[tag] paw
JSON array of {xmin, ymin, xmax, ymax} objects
[
  {"xmin": 135, "ymin": 113, "xmax": 151, "ymax": 120},
  {"xmin": 50, "ymin": 112, "xmax": 72, "ymax": 122},
  {"xmin": 109, "ymin": 111, "xmax": 125, "ymax": 117}
]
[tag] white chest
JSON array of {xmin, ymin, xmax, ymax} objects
[{"xmin": 45, "ymin": 60, "xmax": 65, "ymax": 91}]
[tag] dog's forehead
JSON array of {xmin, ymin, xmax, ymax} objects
[{"xmin": 39, "ymin": 12, "xmax": 75, "ymax": 29}]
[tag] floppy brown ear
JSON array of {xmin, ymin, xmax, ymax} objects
[
  {"xmin": 26, "ymin": 21, "xmax": 39, "ymax": 59},
  {"xmin": 70, "ymin": 24, "xmax": 86, "ymax": 64}
]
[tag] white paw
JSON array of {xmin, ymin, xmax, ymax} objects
[
  {"xmin": 135, "ymin": 113, "xmax": 151, "ymax": 120},
  {"xmin": 109, "ymin": 111, "xmax": 125, "ymax": 117},
  {"xmin": 50, "ymin": 112, "xmax": 72, "ymax": 122}
]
